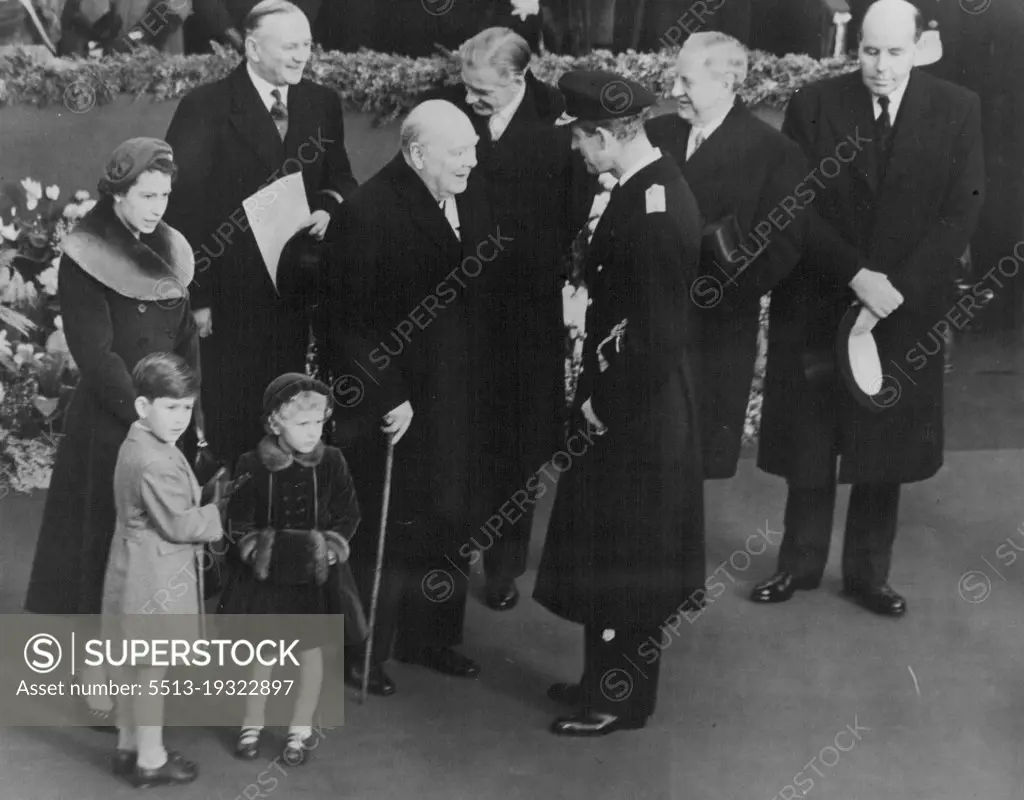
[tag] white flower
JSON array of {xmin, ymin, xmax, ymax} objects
[
  {"xmin": 36, "ymin": 265, "xmax": 59, "ymax": 296},
  {"xmin": 562, "ymin": 281, "xmax": 589, "ymax": 329},
  {"xmin": 62, "ymin": 203, "xmax": 82, "ymax": 221},
  {"xmin": 0, "ymin": 382, "xmax": 4, "ymax": 405},
  {"xmin": 589, "ymin": 191, "xmax": 612, "ymax": 221},
  {"xmin": 0, "ymin": 330, "xmax": 12, "ymax": 360},
  {"xmin": 0, "ymin": 220, "xmax": 17, "ymax": 241},
  {"xmin": 25, "ymin": 197, "xmax": 38, "ymax": 212},
  {"xmin": 20, "ymin": 179, "xmax": 42, "ymax": 202},
  {"xmin": 73, "ymin": 190, "xmax": 90, "ymax": 202},
  {"xmin": 510, "ymin": 0, "xmax": 540, "ymax": 21},
  {"xmin": 45, "ymin": 185, "xmax": 60, "ymax": 201},
  {"xmin": 13, "ymin": 343, "xmax": 38, "ymax": 367},
  {"xmin": 79, "ymin": 199, "xmax": 96, "ymax": 214}
]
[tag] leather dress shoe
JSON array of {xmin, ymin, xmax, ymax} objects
[
  {"xmin": 129, "ymin": 751, "xmax": 198, "ymax": 788},
  {"xmin": 547, "ymin": 682, "xmax": 582, "ymax": 706},
  {"xmin": 843, "ymin": 582, "xmax": 907, "ymax": 617},
  {"xmin": 344, "ymin": 661, "xmax": 396, "ymax": 696},
  {"xmin": 399, "ymin": 646, "xmax": 480, "ymax": 678},
  {"xmin": 750, "ymin": 571, "xmax": 820, "ymax": 603},
  {"xmin": 485, "ymin": 577, "xmax": 520, "ymax": 611},
  {"xmin": 550, "ymin": 711, "xmax": 646, "ymax": 737}
]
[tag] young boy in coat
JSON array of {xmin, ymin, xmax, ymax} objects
[{"xmin": 102, "ymin": 352, "xmax": 226, "ymax": 788}]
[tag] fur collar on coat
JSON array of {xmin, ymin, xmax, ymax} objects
[
  {"xmin": 256, "ymin": 436, "xmax": 326, "ymax": 472},
  {"xmin": 61, "ymin": 197, "xmax": 194, "ymax": 301}
]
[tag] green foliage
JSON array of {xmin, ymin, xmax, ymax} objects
[{"xmin": 0, "ymin": 44, "xmax": 858, "ymax": 119}]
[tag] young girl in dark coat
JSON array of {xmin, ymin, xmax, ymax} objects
[{"xmin": 217, "ymin": 373, "xmax": 365, "ymax": 766}]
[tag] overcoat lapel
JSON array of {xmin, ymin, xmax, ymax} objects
[
  {"xmin": 682, "ymin": 101, "xmax": 748, "ymax": 192},
  {"xmin": 228, "ymin": 66, "xmax": 285, "ymax": 175},
  {"xmin": 385, "ymin": 156, "xmax": 460, "ymax": 261},
  {"xmin": 283, "ymin": 80, "xmax": 317, "ymax": 163},
  {"xmin": 878, "ymin": 70, "xmax": 933, "ymax": 192},
  {"xmin": 834, "ymin": 75, "xmax": 880, "ymax": 195}
]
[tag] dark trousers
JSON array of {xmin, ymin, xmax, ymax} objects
[
  {"xmin": 482, "ymin": 513, "xmax": 532, "ymax": 581},
  {"xmin": 777, "ymin": 463, "xmax": 901, "ymax": 587},
  {"xmin": 348, "ymin": 520, "xmax": 470, "ymax": 662},
  {"xmin": 577, "ymin": 623, "xmax": 663, "ymax": 722}
]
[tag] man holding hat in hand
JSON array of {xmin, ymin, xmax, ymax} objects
[
  {"xmin": 533, "ymin": 71, "xmax": 705, "ymax": 736},
  {"xmin": 752, "ymin": 0, "xmax": 985, "ymax": 617}
]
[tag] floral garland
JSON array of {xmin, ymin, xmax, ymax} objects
[{"xmin": 0, "ymin": 45, "xmax": 858, "ymax": 120}]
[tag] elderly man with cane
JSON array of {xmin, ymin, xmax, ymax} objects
[{"xmin": 325, "ymin": 99, "xmax": 494, "ymax": 696}]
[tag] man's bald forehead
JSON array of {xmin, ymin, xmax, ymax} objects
[
  {"xmin": 862, "ymin": 0, "xmax": 921, "ymax": 38},
  {"xmin": 402, "ymin": 100, "xmax": 473, "ymax": 149}
]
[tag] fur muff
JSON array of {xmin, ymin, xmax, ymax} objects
[{"xmin": 246, "ymin": 527, "xmax": 332, "ymax": 586}]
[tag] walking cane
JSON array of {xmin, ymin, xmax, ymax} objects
[{"xmin": 360, "ymin": 436, "xmax": 395, "ymax": 704}]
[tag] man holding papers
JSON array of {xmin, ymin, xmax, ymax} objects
[{"xmin": 164, "ymin": 0, "xmax": 356, "ymax": 465}]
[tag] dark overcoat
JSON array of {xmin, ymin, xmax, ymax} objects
[
  {"xmin": 758, "ymin": 69, "xmax": 985, "ymax": 486},
  {"xmin": 324, "ymin": 155, "xmax": 494, "ymax": 555},
  {"xmin": 439, "ymin": 72, "xmax": 590, "ymax": 493},
  {"xmin": 533, "ymin": 155, "xmax": 706, "ymax": 629},
  {"xmin": 24, "ymin": 199, "xmax": 199, "ymax": 616},
  {"xmin": 163, "ymin": 64, "xmax": 357, "ymax": 465},
  {"xmin": 647, "ymin": 100, "xmax": 807, "ymax": 478}
]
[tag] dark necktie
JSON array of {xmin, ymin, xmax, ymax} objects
[
  {"xmin": 874, "ymin": 95, "xmax": 893, "ymax": 179},
  {"xmin": 270, "ymin": 88, "xmax": 288, "ymax": 141}
]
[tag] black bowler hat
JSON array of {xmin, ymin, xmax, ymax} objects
[
  {"xmin": 276, "ymin": 229, "xmax": 325, "ymax": 307},
  {"xmin": 555, "ymin": 70, "xmax": 657, "ymax": 126},
  {"xmin": 836, "ymin": 304, "xmax": 888, "ymax": 412}
]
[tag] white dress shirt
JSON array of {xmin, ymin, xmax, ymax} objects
[
  {"xmin": 872, "ymin": 77, "xmax": 909, "ymax": 122},
  {"xmin": 685, "ymin": 106, "xmax": 732, "ymax": 160},
  {"xmin": 440, "ymin": 196, "xmax": 461, "ymax": 240},
  {"xmin": 488, "ymin": 81, "xmax": 527, "ymax": 141},
  {"xmin": 247, "ymin": 64, "xmax": 288, "ymax": 113}
]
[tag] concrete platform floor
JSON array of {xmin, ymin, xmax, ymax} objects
[
  {"xmin": 2, "ymin": 331, "xmax": 1024, "ymax": 798},
  {"xmin": 3, "ymin": 441, "xmax": 1024, "ymax": 799}
]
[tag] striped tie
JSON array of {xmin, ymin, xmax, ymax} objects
[{"xmin": 270, "ymin": 88, "xmax": 288, "ymax": 141}]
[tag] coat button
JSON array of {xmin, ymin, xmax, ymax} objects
[
  {"xmin": 597, "ymin": 265, "xmax": 603, "ymax": 272},
  {"xmin": 138, "ymin": 303, "xmax": 147, "ymax": 313}
]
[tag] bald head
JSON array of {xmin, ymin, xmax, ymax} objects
[
  {"xmin": 401, "ymin": 100, "xmax": 475, "ymax": 152},
  {"xmin": 858, "ymin": 0, "xmax": 921, "ymax": 98},
  {"xmin": 862, "ymin": 0, "xmax": 922, "ymax": 42},
  {"xmin": 401, "ymin": 100, "xmax": 479, "ymax": 200}
]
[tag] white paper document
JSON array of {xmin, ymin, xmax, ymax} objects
[{"xmin": 242, "ymin": 172, "xmax": 311, "ymax": 291}]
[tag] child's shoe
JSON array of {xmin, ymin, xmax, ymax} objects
[
  {"xmin": 282, "ymin": 728, "xmax": 312, "ymax": 767},
  {"xmin": 235, "ymin": 726, "xmax": 262, "ymax": 760}
]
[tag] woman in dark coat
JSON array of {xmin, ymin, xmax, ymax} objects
[{"xmin": 23, "ymin": 138, "xmax": 199, "ymax": 722}]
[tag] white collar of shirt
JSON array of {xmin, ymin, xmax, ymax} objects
[
  {"xmin": 686, "ymin": 105, "xmax": 732, "ymax": 158},
  {"xmin": 872, "ymin": 77, "xmax": 909, "ymax": 121},
  {"xmin": 439, "ymin": 195, "xmax": 461, "ymax": 240},
  {"xmin": 247, "ymin": 63, "xmax": 288, "ymax": 112},
  {"xmin": 488, "ymin": 80, "xmax": 528, "ymax": 141},
  {"xmin": 617, "ymin": 148, "xmax": 663, "ymax": 187}
]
